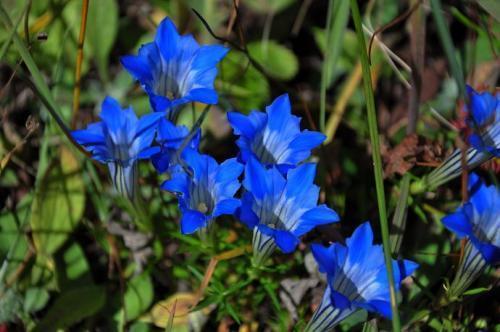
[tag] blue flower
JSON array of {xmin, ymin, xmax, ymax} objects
[
  {"xmin": 466, "ymin": 85, "xmax": 499, "ymax": 157},
  {"xmin": 161, "ymin": 149, "xmax": 243, "ymax": 234},
  {"xmin": 306, "ymin": 223, "xmax": 418, "ymax": 331},
  {"xmin": 442, "ymin": 173, "xmax": 500, "ymax": 264},
  {"xmin": 227, "ymin": 94, "xmax": 326, "ymax": 171},
  {"xmin": 414, "ymin": 88, "xmax": 499, "ymax": 192},
  {"xmin": 120, "ymin": 17, "xmax": 229, "ymax": 118},
  {"xmin": 239, "ymin": 157, "xmax": 339, "ymax": 264},
  {"xmin": 150, "ymin": 118, "xmax": 200, "ymax": 174},
  {"xmin": 72, "ymin": 96, "xmax": 162, "ymax": 200}
]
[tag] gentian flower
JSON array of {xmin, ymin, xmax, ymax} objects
[
  {"xmin": 72, "ymin": 96, "xmax": 162, "ymax": 200},
  {"xmin": 239, "ymin": 157, "xmax": 339, "ymax": 265},
  {"xmin": 161, "ymin": 149, "xmax": 243, "ymax": 235},
  {"xmin": 227, "ymin": 94, "xmax": 326, "ymax": 171},
  {"xmin": 466, "ymin": 86, "xmax": 499, "ymax": 157},
  {"xmin": 414, "ymin": 87, "xmax": 499, "ymax": 192},
  {"xmin": 150, "ymin": 118, "xmax": 200, "ymax": 174},
  {"xmin": 442, "ymin": 173, "xmax": 500, "ymax": 264},
  {"xmin": 305, "ymin": 223, "xmax": 418, "ymax": 332},
  {"xmin": 442, "ymin": 173, "xmax": 499, "ymax": 298},
  {"xmin": 121, "ymin": 17, "xmax": 229, "ymax": 118}
]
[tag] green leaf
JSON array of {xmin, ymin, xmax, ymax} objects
[
  {"xmin": 34, "ymin": 285, "xmax": 106, "ymax": 331},
  {"xmin": 430, "ymin": 0, "xmax": 466, "ymax": 98},
  {"xmin": 247, "ymin": 41, "xmax": 299, "ymax": 81},
  {"xmin": 218, "ymin": 51, "xmax": 269, "ymax": 112},
  {"xmin": 55, "ymin": 242, "xmax": 92, "ymax": 289},
  {"xmin": 30, "ymin": 147, "xmax": 85, "ymax": 256},
  {"xmin": 23, "ymin": 287, "xmax": 50, "ymax": 313},
  {"xmin": 463, "ymin": 287, "xmax": 490, "ymax": 296},
  {"xmin": 319, "ymin": 0, "xmax": 350, "ymax": 132},
  {"xmin": 120, "ymin": 272, "xmax": 154, "ymax": 322},
  {"xmin": 86, "ymin": 0, "xmax": 118, "ymax": 82},
  {"xmin": 390, "ymin": 175, "xmax": 411, "ymax": 255},
  {"xmin": 244, "ymin": 0, "xmax": 295, "ymax": 14}
]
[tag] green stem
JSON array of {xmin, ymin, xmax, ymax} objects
[
  {"xmin": 319, "ymin": 0, "xmax": 334, "ymax": 133},
  {"xmin": 350, "ymin": 1, "xmax": 401, "ymax": 331}
]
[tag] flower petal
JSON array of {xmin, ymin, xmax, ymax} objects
[
  {"xmin": 441, "ymin": 207, "xmax": 473, "ymax": 239},
  {"xmin": 120, "ymin": 55, "xmax": 153, "ymax": 83},
  {"xmin": 213, "ymin": 198, "xmax": 241, "ymax": 217},
  {"xmin": 180, "ymin": 209, "xmax": 208, "ymax": 234},
  {"xmin": 155, "ymin": 17, "xmax": 181, "ymax": 60},
  {"xmin": 274, "ymin": 230, "xmax": 299, "ymax": 253}
]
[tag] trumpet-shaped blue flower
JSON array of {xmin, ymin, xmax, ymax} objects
[
  {"xmin": 161, "ymin": 149, "xmax": 243, "ymax": 234},
  {"xmin": 442, "ymin": 173, "xmax": 500, "ymax": 264},
  {"xmin": 72, "ymin": 97, "xmax": 162, "ymax": 200},
  {"xmin": 227, "ymin": 94, "xmax": 326, "ymax": 170},
  {"xmin": 121, "ymin": 17, "xmax": 229, "ymax": 117},
  {"xmin": 415, "ymin": 87, "xmax": 498, "ymax": 192},
  {"xmin": 466, "ymin": 85, "xmax": 499, "ymax": 157},
  {"xmin": 306, "ymin": 223, "xmax": 418, "ymax": 331},
  {"xmin": 239, "ymin": 157, "xmax": 339, "ymax": 264},
  {"xmin": 151, "ymin": 118, "xmax": 200, "ymax": 174}
]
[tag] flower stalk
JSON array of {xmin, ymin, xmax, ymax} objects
[{"xmin": 350, "ymin": 1, "xmax": 401, "ymax": 330}]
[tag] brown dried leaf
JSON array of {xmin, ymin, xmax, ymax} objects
[{"xmin": 383, "ymin": 134, "xmax": 419, "ymax": 177}]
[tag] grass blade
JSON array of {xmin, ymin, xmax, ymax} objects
[
  {"xmin": 0, "ymin": 0, "xmax": 30, "ymax": 61},
  {"xmin": 0, "ymin": 2, "xmax": 89, "ymax": 157},
  {"xmin": 350, "ymin": 1, "xmax": 401, "ymax": 330},
  {"xmin": 319, "ymin": 0, "xmax": 350, "ymax": 133},
  {"xmin": 390, "ymin": 174, "xmax": 410, "ymax": 255},
  {"xmin": 429, "ymin": 0, "xmax": 466, "ymax": 99}
]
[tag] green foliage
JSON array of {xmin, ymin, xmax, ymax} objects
[
  {"xmin": 247, "ymin": 41, "xmax": 298, "ymax": 81},
  {"xmin": 218, "ymin": 50, "xmax": 270, "ymax": 112},
  {"xmin": 34, "ymin": 285, "xmax": 106, "ymax": 331},
  {"xmin": 120, "ymin": 272, "xmax": 154, "ymax": 322},
  {"xmin": 30, "ymin": 148, "xmax": 85, "ymax": 256},
  {"xmin": 0, "ymin": 0, "xmax": 498, "ymax": 330},
  {"xmin": 244, "ymin": 0, "xmax": 295, "ymax": 14},
  {"xmin": 87, "ymin": 0, "xmax": 119, "ymax": 82}
]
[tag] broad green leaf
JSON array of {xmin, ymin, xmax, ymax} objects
[
  {"xmin": 247, "ymin": 41, "xmax": 298, "ymax": 81},
  {"xmin": 55, "ymin": 242, "xmax": 92, "ymax": 289},
  {"xmin": 86, "ymin": 0, "xmax": 118, "ymax": 81},
  {"xmin": 34, "ymin": 285, "xmax": 106, "ymax": 331},
  {"xmin": 120, "ymin": 272, "xmax": 154, "ymax": 322},
  {"xmin": 30, "ymin": 147, "xmax": 85, "ymax": 256},
  {"xmin": 23, "ymin": 287, "xmax": 50, "ymax": 313},
  {"xmin": 218, "ymin": 51, "xmax": 269, "ymax": 112},
  {"xmin": 244, "ymin": 0, "xmax": 295, "ymax": 14}
]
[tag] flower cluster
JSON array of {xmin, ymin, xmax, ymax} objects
[{"xmin": 72, "ymin": 17, "xmax": 418, "ymax": 329}]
